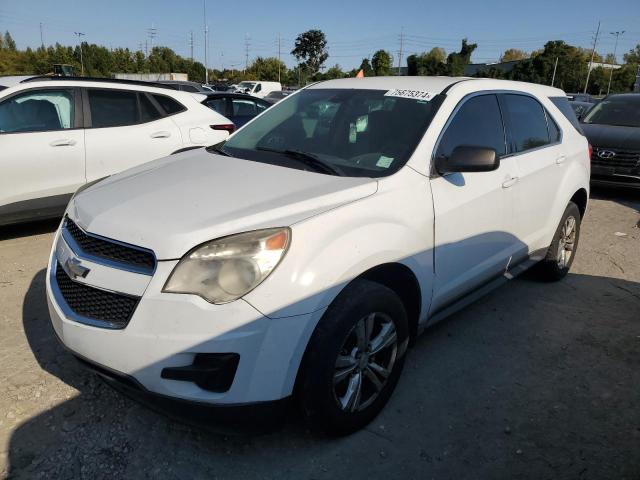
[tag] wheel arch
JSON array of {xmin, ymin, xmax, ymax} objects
[{"xmin": 570, "ymin": 187, "xmax": 588, "ymax": 219}]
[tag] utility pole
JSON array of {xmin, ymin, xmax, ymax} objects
[
  {"xmin": 145, "ymin": 40, "xmax": 148, "ymax": 57},
  {"xmin": 39, "ymin": 22, "xmax": 44, "ymax": 48},
  {"xmin": 189, "ymin": 31, "xmax": 194, "ymax": 62},
  {"xmin": 203, "ymin": 0, "xmax": 209, "ymax": 84},
  {"xmin": 551, "ymin": 57, "xmax": 558, "ymax": 86},
  {"xmin": 277, "ymin": 33, "xmax": 281, "ymax": 83},
  {"xmin": 74, "ymin": 32, "xmax": 85, "ymax": 76},
  {"xmin": 147, "ymin": 24, "xmax": 157, "ymax": 53},
  {"xmin": 583, "ymin": 20, "xmax": 600, "ymax": 94},
  {"xmin": 397, "ymin": 27, "xmax": 404, "ymax": 76},
  {"xmin": 607, "ymin": 30, "xmax": 625, "ymax": 95},
  {"xmin": 244, "ymin": 33, "xmax": 250, "ymax": 74}
]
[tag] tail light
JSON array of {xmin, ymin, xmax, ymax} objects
[
  {"xmin": 211, "ymin": 124, "xmax": 235, "ymax": 134},
  {"xmin": 588, "ymin": 143, "xmax": 593, "ymax": 159}
]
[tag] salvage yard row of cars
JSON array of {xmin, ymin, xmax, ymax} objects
[{"xmin": 0, "ymin": 73, "xmax": 638, "ymax": 435}]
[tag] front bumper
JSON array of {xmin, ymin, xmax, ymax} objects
[{"xmin": 46, "ymin": 228, "xmax": 321, "ymax": 405}]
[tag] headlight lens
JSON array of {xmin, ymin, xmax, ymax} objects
[{"xmin": 163, "ymin": 228, "xmax": 290, "ymax": 303}]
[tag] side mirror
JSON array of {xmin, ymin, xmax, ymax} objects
[{"xmin": 436, "ymin": 146, "xmax": 499, "ymax": 174}]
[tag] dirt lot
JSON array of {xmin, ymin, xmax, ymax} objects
[{"xmin": 1, "ymin": 189, "xmax": 639, "ymax": 480}]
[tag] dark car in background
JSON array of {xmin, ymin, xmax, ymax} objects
[
  {"xmin": 570, "ymin": 101, "xmax": 593, "ymax": 119},
  {"xmin": 263, "ymin": 90, "xmax": 291, "ymax": 104},
  {"xmin": 200, "ymin": 92, "xmax": 271, "ymax": 128},
  {"xmin": 581, "ymin": 93, "xmax": 640, "ymax": 189},
  {"xmin": 567, "ymin": 93, "xmax": 597, "ymax": 103},
  {"xmin": 157, "ymin": 80, "xmax": 214, "ymax": 93}
]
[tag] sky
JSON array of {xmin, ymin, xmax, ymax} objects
[{"xmin": 1, "ymin": 0, "xmax": 639, "ymax": 71}]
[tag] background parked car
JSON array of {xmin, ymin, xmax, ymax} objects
[
  {"xmin": 233, "ymin": 81, "xmax": 282, "ymax": 98},
  {"xmin": 156, "ymin": 80, "xmax": 214, "ymax": 93},
  {"xmin": 201, "ymin": 92, "xmax": 271, "ymax": 128},
  {"xmin": 567, "ymin": 93, "xmax": 597, "ymax": 103},
  {"xmin": 570, "ymin": 100, "xmax": 593, "ymax": 119},
  {"xmin": 0, "ymin": 76, "xmax": 233, "ymax": 226},
  {"xmin": 581, "ymin": 93, "xmax": 640, "ymax": 189},
  {"xmin": 263, "ymin": 90, "xmax": 291, "ymax": 104}
]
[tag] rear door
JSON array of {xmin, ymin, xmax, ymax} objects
[
  {"xmin": 499, "ymin": 93, "xmax": 565, "ymax": 252},
  {"xmin": 0, "ymin": 87, "xmax": 85, "ymax": 221},
  {"xmin": 83, "ymin": 88, "xmax": 182, "ymax": 181},
  {"xmin": 429, "ymin": 93, "xmax": 521, "ymax": 313}
]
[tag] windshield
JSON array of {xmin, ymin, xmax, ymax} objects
[
  {"xmin": 582, "ymin": 97, "xmax": 640, "ymax": 128},
  {"xmin": 238, "ymin": 82, "xmax": 256, "ymax": 90},
  {"xmin": 220, "ymin": 88, "xmax": 441, "ymax": 177}
]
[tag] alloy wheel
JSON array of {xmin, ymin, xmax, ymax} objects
[{"xmin": 556, "ymin": 215, "xmax": 577, "ymax": 268}]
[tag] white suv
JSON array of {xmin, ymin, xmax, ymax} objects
[
  {"xmin": 46, "ymin": 77, "xmax": 590, "ymax": 435},
  {"xmin": 0, "ymin": 76, "xmax": 234, "ymax": 226}
]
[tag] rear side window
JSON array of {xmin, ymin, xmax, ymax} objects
[
  {"xmin": 550, "ymin": 96, "xmax": 584, "ymax": 135},
  {"xmin": 204, "ymin": 97, "xmax": 227, "ymax": 115},
  {"xmin": 88, "ymin": 89, "xmax": 138, "ymax": 128},
  {"xmin": 139, "ymin": 93, "xmax": 162, "ymax": 122},
  {"xmin": 546, "ymin": 112, "xmax": 561, "ymax": 143},
  {"xmin": 181, "ymin": 84, "xmax": 200, "ymax": 93},
  {"xmin": 153, "ymin": 94, "xmax": 186, "ymax": 115},
  {"xmin": 436, "ymin": 94, "xmax": 506, "ymax": 159},
  {"xmin": 502, "ymin": 94, "xmax": 549, "ymax": 152}
]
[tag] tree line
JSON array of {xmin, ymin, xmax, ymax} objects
[{"xmin": 1, "ymin": 29, "xmax": 638, "ymax": 94}]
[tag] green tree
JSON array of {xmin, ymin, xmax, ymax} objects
[
  {"xmin": 291, "ymin": 29, "xmax": 328, "ymax": 76},
  {"xmin": 406, "ymin": 47, "xmax": 448, "ymax": 76},
  {"xmin": 446, "ymin": 39, "xmax": 477, "ymax": 75},
  {"xmin": 4, "ymin": 31, "xmax": 16, "ymax": 51},
  {"xmin": 246, "ymin": 56, "xmax": 287, "ymax": 81},
  {"xmin": 499, "ymin": 48, "xmax": 529, "ymax": 62},
  {"xmin": 321, "ymin": 64, "xmax": 345, "ymax": 80},
  {"xmin": 371, "ymin": 49, "xmax": 393, "ymax": 76},
  {"xmin": 358, "ymin": 58, "xmax": 373, "ymax": 76}
]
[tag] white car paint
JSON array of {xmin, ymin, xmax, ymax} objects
[
  {"xmin": 46, "ymin": 77, "xmax": 590, "ymax": 408},
  {"xmin": 0, "ymin": 78, "xmax": 233, "ymax": 225},
  {"xmin": 234, "ymin": 81, "xmax": 282, "ymax": 98}
]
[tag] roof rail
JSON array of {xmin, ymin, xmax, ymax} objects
[{"xmin": 20, "ymin": 75, "xmax": 175, "ymax": 90}]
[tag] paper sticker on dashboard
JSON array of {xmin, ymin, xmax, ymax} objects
[
  {"xmin": 384, "ymin": 89, "xmax": 436, "ymax": 101},
  {"xmin": 376, "ymin": 156, "xmax": 394, "ymax": 168}
]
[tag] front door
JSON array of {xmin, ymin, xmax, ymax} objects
[
  {"xmin": 0, "ymin": 87, "xmax": 85, "ymax": 222},
  {"xmin": 429, "ymin": 93, "xmax": 521, "ymax": 314}
]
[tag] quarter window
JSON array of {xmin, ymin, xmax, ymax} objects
[
  {"xmin": 502, "ymin": 94, "xmax": 550, "ymax": 152},
  {"xmin": 152, "ymin": 94, "xmax": 185, "ymax": 115},
  {"xmin": 546, "ymin": 112, "xmax": 561, "ymax": 143},
  {"xmin": 139, "ymin": 93, "xmax": 162, "ymax": 122},
  {"xmin": 0, "ymin": 89, "xmax": 75, "ymax": 133},
  {"xmin": 436, "ymin": 94, "xmax": 506, "ymax": 159}
]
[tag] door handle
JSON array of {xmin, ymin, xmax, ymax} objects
[
  {"xmin": 150, "ymin": 131, "xmax": 171, "ymax": 139},
  {"xmin": 49, "ymin": 139, "xmax": 76, "ymax": 147},
  {"xmin": 555, "ymin": 155, "xmax": 566, "ymax": 165},
  {"xmin": 502, "ymin": 176, "xmax": 519, "ymax": 189}
]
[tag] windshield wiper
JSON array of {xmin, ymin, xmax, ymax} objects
[
  {"xmin": 206, "ymin": 144, "xmax": 232, "ymax": 156},
  {"xmin": 255, "ymin": 147, "xmax": 343, "ymax": 176}
]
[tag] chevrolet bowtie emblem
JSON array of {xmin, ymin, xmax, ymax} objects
[{"xmin": 65, "ymin": 256, "xmax": 90, "ymax": 279}]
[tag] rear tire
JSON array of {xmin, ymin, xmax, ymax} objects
[
  {"xmin": 298, "ymin": 279, "xmax": 409, "ymax": 436},
  {"xmin": 534, "ymin": 201, "xmax": 581, "ymax": 281}
]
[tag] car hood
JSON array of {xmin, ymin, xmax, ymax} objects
[
  {"xmin": 581, "ymin": 123, "xmax": 640, "ymax": 150},
  {"xmin": 70, "ymin": 150, "xmax": 378, "ymax": 259}
]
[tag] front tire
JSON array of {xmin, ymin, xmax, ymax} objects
[
  {"xmin": 534, "ymin": 201, "xmax": 581, "ymax": 281},
  {"xmin": 298, "ymin": 279, "xmax": 409, "ymax": 436}
]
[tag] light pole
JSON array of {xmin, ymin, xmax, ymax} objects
[
  {"xmin": 203, "ymin": 0, "xmax": 208, "ymax": 84},
  {"xmin": 74, "ymin": 32, "xmax": 85, "ymax": 76},
  {"xmin": 607, "ymin": 31, "xmax": 625, "ymax": 95}
]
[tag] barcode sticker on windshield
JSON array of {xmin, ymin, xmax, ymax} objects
[{"xmin": 385, "ymin": 89, "xmax": 436, "ymax": 101}]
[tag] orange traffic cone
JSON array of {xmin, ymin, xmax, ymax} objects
[{"xmin": 356, "ymin": 69, "xmax": 364, "ymax": 78}]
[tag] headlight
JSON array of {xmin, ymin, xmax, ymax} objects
[{"xmin": 163, "ymin": 228, "xmax": 290, "ymax": 304}]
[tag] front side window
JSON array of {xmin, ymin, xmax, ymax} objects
[
  {"xmin": 88, "ymin": 89, "xmax": 138, "ymax": 128},
  {"xmin": 502, "ymin": 94, "xmax": 550, "ymax": 152},
  {"xmin": 582, "ymin": 97, "xmax": 640, "ymax": 128},
  {"xmin": 436, "ymin": 94, "xmax": 506, "ymax": 159},
  {"xmin": 0, "ymin": 89, "xmax": 74, "ymax": 133},
  {"xmin": 221, "ymin": 88, "xmax": 441, "ymax": 177}
]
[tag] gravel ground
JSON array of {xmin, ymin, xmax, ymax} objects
[{"xmin": 1, "ymin": 188, "xmax": 639, "ymax": 480}]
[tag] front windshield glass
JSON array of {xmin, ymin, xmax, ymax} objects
[
  {"xmin": 238, "ymin": 82, "xmax": 256, "ymax": 90},
  {"xmin": 220, "ymin": 88, "xmax": 440, "ymax": 177},
  {"xmin": 582, "ymin": 97, "xmax": 640, "ymax": 128}
]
